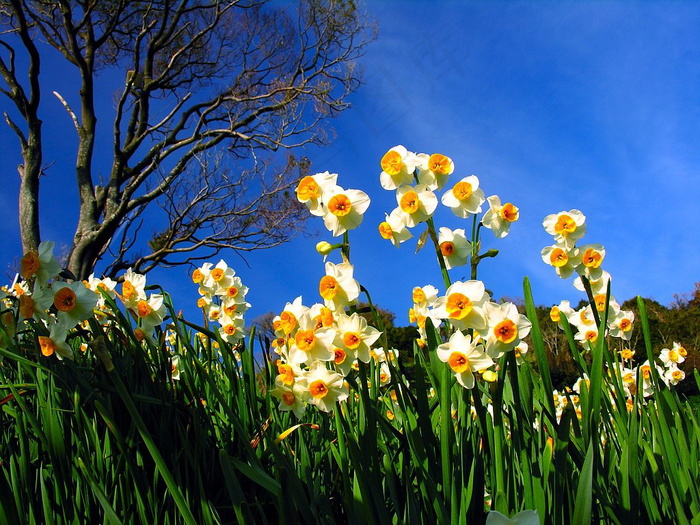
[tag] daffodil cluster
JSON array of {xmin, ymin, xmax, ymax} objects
[
  {"xmin": 408, "ymin": 280, "xmax": 532, "ymax": 389},
  {"xmin": 3, "ymin": 242, "xmax": 172, "ymax": 360},
  {"xmin": 191, "ymin": 260, "xmax": 250, "ymax": 345},
  {"xmin": 541, "ymin": 210, "xmax": 635, "ymax": 351},
  {"xmin": 296, "ymin": 171, "xmax": 371, "ymax": 237},
  {"xmin": 377, "ymin": 145, "xmax": 519, "ymax": 254},
  {"xmin": 268, "ymin": 294, "xmax": 396, "ymax": 418}
]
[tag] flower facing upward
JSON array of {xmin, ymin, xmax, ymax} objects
[
  {"xmin": 441, "ymin": 175, "xmax": 486, "ymax": 218},
  {"xmin": 481, "ymin": 196, "xmax": 519, "ymax": 238},
  {"xmin": 437, "ymin": 330, "xmax": 494, "ymax": 389},
  {"xmin": 543, "ymin": 209, "xmax": 587, "ymax": 248},
  {"xmin": 52, "ymin": 282, "xmax": 98, "ymax": 328},
  {"xmin": 379, "ymin": 145, "xmax": 421, "ymax": 190},
  {"xmin": 416, "ymin": 153, "xmax": 454, "ymax": 190},
  {"xmin": 333, "ymin": 312, "xmax": 382, "ymax": 365},
  {"xmin": 321, "ymin": 185, "xmax": 371, "ymax": 237},
  {"xmin": 434, "ymin": 280, "xmax": 489, "ymax": 331},
  {"xmin": 541, "ymin": 244, "xmax": 581, "ymax": 279},
  {"xmin": 478, "ymin": 301, "xmax": 532, "ymax": 359},
  {"xmin": 296, "ymin": 171, "xmax": 338, "ymax": 216},
  {"xmin": 120, "ymin": 269, "xmax": 147, "ymax": 309},
  {"xmin": 296, "ymin": 360, "xmax": 349, "ymax": 412},
  {"xmin": 394, "ymin": 184, "xmax": 438, "ymax": 227},
  {"xmin": 576, "ymin": 243, "xmax": 606, "ymax": 280}
]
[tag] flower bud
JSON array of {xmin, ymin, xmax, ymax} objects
[{"xmin": 316, "ymin": 241, "xmax": 333, "ymax": 256}]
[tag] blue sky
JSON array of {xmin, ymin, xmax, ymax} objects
[{"xmin": 2, "ymin": 1, "xmax": 700, "ymax": 326}]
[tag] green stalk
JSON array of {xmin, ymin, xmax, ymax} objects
[{"xmin": 90, "ymin": 336, "xmax": 197, "ymax": 524}]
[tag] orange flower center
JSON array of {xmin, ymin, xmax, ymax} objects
[
  {"xmin": 549, "ymin": 248, "xmax": 568, "ymax": 267},
  {"xmin": 319, "ymin": 275, "xmax": 339, "ymax": 300},
  {"xmin": 378, "ymin": 221, "xmax": 394, "ymax": 240},
  {"xmin": 554, "ymin": 214, "xmax": 576, "ymax": 234},
  {"xmin": 226, "ymin": 286, "xmax": 238, "ymax": 297},
  {"xmin": 137, "ymin": 300, "xmax": 152, "ymax": 318},
  {"xmin": 428, "ymin": 153, "xmax": 451, "ymax": 175},
  {"xmin": 192, "ymin": 269, "xmax": 204, "ymax": 283},
  {"xmin": 342, "ymin": 332, "xmax": 361, "ymax": 350},
  {"xmin": 494, "ymin": 319, "xmax": 518, "ymax": 344},
  {"xmin": 448, "ymin": 352, "xmax": 470, "ymax": 374},
  {"xmin": 328, "ymin": 194, "xmax": 353, "ymax": 217},
  {"xmin": 381, "ymin": 150, "xmax": 403, "ymax": 176},
  {"xmin": 334, "ymin": 348, "xmax": 347, "ymax": 365},
  {"xmin": 282, "ymin": 391, "xmax": 296, "ymax": 406},
  {"xmin": 550, "ymin": 306, "xmax": 561, "ymax": 323},
  {"xmin": 54, "ymin": 287, "xmax": 77, "ymax": 312},
  {"xmin": 122, "ymin": 281, "xmax": 137, "ymax": 300},
  {"xmin": 452, "ymin": 181, "xmax": 473, "ymax": 201},
  {"xmin": 295, "ymin": 329, "xmax": 317, "ymax": 351},
  {"xmin": 500, "ymin": 203, "xmax": 519, "ymax": 222},
  {"xmin": 296, "ymin": 176, "xmax": 320, "ymax": 201},
  {"xmin": 279, "ymin": 311, "xmax": 297, "ymax": 335},
  {"xmin": 582, "ymin": 248, "xmax": 602, "ymax": 268},
  {"xmin": 309, "ymin": 379, "xmax": 329, "ymax": 399},
  {"xmin": 20, "ymin": 251, "xmax": 40, "ymax": 279},
  {"xmin": 440, "ymin": 241, "xmax": 455, "ymax": 257},
  {"xmin": 223, "ymin": 324, "xmax": 237, "ymax": 336},
  {"xmin": 278, "ymin": 364, "xmax": 295, "ymax": 385},
  {"xmin": 446, "ymin": 292, "xmax": 472, "ymax": 320},
  {"xmin": 399, "ymin": 191, "xmax": 420, "ymax": 214},
  {"xmin": 211, "ymin": 268, "xmax": 225, "ymax": 282},
  {"xmin": 38, "ymin": 336, "xmax": 55, "ymax": 356},
  {"xmin": 412, "ymin": 288, "xmax": 426, "ymax": 304}
]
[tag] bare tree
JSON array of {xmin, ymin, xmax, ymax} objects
[{"xmin": 0, "ymin": 0, "xmax": 372, "ymax": 278}]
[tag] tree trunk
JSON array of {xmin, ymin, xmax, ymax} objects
[{"xmin": 18, "ymin": 120, "xmax": 43, "ymax": 255}]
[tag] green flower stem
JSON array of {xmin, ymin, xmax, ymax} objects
[{"xmin": 426, "ymin": 217, "xmax": 452, "ymax": 291}]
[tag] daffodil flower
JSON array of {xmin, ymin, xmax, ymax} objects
[
  {"xmin": 378, "ymin": 208, "xmax": 412, "ymax": 247},
  {"xmin": 441, "ymin": 175, "xmax": 485, "ymax": 218},
  {"xmin": 608, "ymin": 308, "xmax": 634, "ymax": 340},
  {"xmin": 218, "ymin": 314, "xmax": 246, "ymax": 344},
  {"xmin": 437, "ymin": 227, "xmax": 471, "ymax": 270},
  {"xmin": 416, "ymin": 153, "xmax": 454, "ymax": 190},
  {"xmin": 478, "ymin": 301, "xmax": 532, "ymax": 359},
  {"xmin": 270, "ymin": 378, "xmax": 307, "ymax": 419},
  {"xmin": 541, "ymin": 243, "xmax": 580, "ymax": 279},
  {"xmin": 37, "ymin": 321, "xmax": 73, "ymax": 360},
  {"xmin": 318, "ymin": 261, "xmax": 360, "ymax": 311},
  {"xmin": 321, "ymin": 185, "xmax": 371, "ymax": 237},
  {"xmin": 296, "ymin": 171, "xmax": 338, "ymax": 216},
  {"xmin": 394, "ymin": 184, "xmax": 438, "ymax": 227},
  {"xmin": 52, "ymin": 281, "xmax": 99, "ymax": 329},
  {"xmin": 286, "ymin": 312, "xmax": 336, "ymax": 364},
  {"xmin": 120, "ymin": 268, "xmax": 147, "ymax": 309},
  {"xmin": 576, "ymin": 243, "xmax": 606, "ymax": 281},
  {"xmin": 296, "ymin": 360, "xmax": 349, "ymax": 412},
  {"xmin": 433, "ymin": 280, "xmax": 489, "ymax": 331},
  {"xmin": 379, "ymin": 145, "xmax": 420, "ymax": 190},
  {"xmin": 333, "ymin": 312, "xmax": 382, "ymax": 364},
  {"xmin": 437, "ymin": 330, "xmax": 493, "ymax": 389},
  {"xmin": 134, "ymin": 293, "xmax": 167, "ymax": 333},
  {"xmin": 482, "ymin": 195, "xmax": 519, "ymax": 238},
  {"xmin": 543, "ymin": 209, "xmax": 587, "ymax": 248},
  {"xmin": 20, "ymin": 241, "xmax": 62, "ymax": 284}
]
